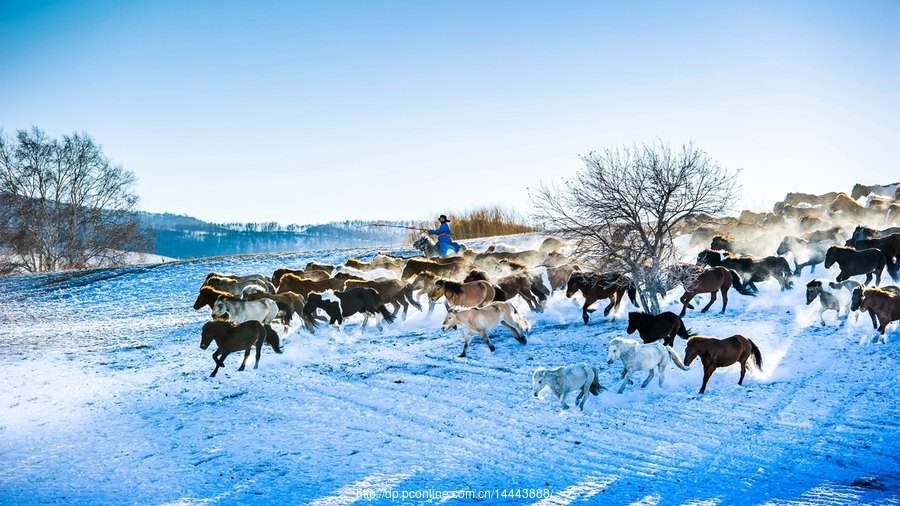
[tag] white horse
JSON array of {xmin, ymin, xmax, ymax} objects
[
  {"xmin": 211, "ymin": 297, "xmax": 279, "ymax": 326},
  {"xmin": 532, "ymin": 363, "xmax": 603, "ymax": 411},
  {"xmin": 607, "ymin": 337, "xmax": 690, "ymax": 394}
]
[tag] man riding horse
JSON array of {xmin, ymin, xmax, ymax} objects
[{"xmin": 429, "ymin": 214, "xmax": 461, "ymax": 257}]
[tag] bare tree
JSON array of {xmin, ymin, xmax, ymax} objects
[
  {"xmin": 0, "ymin": 127, "xmax": 146, "ymax": 273},
  {"xmin": 532, "ymin": 142, "xmax": 739, "ymax": 314}
]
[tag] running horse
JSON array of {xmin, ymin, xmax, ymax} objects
[{"xmin": 565, "ymin": 272, "xmax": 638, "ymax": 325}]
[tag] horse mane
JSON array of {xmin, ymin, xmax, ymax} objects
[
  {"xmin": 437, "ymin": 279, "xmax": 464, "ymax": 294},
  {"xmin": 419, "ymin": 270, "xmax": 439, "ymax": 280},
  {"xmin": 465, "ymin": 270, "xmax": 489, "ymax": 282},
  {"xmin": 499, "ymin": 259, "xmax": 527, "ymax": 270},
  {"xmin": 628, "ymin": 311, "xmax": 652, "ymax": 323},
  {"xmin": 864, "ymin": 287, "xmax": 898, "ymax": 298},
  {"xmin": 200, "ymin": 285, "xmax": 239, "ymax": 301}
]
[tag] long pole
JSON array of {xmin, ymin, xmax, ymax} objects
[{"xmin": 370, "ymin": 223, "xmax": 427, "ymax": 231}]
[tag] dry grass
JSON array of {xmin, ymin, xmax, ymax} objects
[{"xmin": 410, "ymin": 206, "xmax": 539, "ymax": 241}]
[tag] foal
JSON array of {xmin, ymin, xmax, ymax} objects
[
  {"xmin": 200, "ymin": 320, "xmax": 283, "ymax": 377},
  {"xmin": 683, "ymin": 335, "xmax": 762, "ymax": 394}
]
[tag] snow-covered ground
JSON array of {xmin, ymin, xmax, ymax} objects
[{"xmin": 1, "ymin": 234, "xmax": 899, "ymax": 504}]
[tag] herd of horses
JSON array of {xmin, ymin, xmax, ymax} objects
[{"xmin": 191, "ymin": 218, "xmax": 900, "ymax": 401}]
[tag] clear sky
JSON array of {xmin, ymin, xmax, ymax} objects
[{"xmin": 2, "ymin": 1, "xmax": 898, "ymax": 224}]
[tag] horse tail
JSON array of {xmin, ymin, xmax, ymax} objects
[
  {"xmin": 590, "ymin": 367, "xmax": 603, "ymax": 395},
  {"xmin": 749, "ymin": 339, "xmax": 763, "ymax": 371},
  {"xmin": 264, "ymin": 325, "xmax": 283, "ymax": 353},
  {"xmin": 886, "ymin": 256, "xmax": 900, "ymax": 282},
  {"xmin": 378, "ymin": 304, "xmax": 396, "ymax": 324},
  {"xmin": 665, "ymin": 346, "xmax": 691, "ymax": 370},
  {"xmin": 403, "ymin": 283, "xmax": 422, "ymax": 310},
  {"xmin": 728, "ymin": 269, "xmax": 756, "ymax": 296},
  {"xmin": 676, "ymin": 319, "xmax": 694, "ymax": 339}
]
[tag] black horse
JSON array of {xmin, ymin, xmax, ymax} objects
[
  {"xmin": 302, "ymin": 287, "xmax": 395, "ymax": 330},
  {"xmin": 697, "ymin": 249, "xmax": 793, "ymax": 292},
  {"xmin": 824, "ymin": 246, "xmax": 886, "ymax": 286},
  {"xmin": 200, "ymin": 320, "xmax": 283, "ymax": 377},
  {"xmin": 626, "ymin": 311, "xmax": 694, "ymax": 347}
]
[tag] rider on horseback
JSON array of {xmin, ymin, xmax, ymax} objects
[{"xmin": 428, "ymin": 214, "xmax": 461, "ymax": 257}]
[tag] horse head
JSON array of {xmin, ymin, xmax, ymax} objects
[
  {"xmin": 441, "ymin": 310, "xmax": 459, "ymax": 331},
  {"xmin": 805, "ymin": 280, "xmax": 822, "ymax": 305}
]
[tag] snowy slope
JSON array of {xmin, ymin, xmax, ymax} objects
[{"xmin": 1, "ymin": 234, "xmax": 899, "ymax": 504}]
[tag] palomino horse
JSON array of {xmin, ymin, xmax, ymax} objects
[
  {"xmin": 441, "ymin": 302, "xmax": 530, "ymax": 357},
  {"xmin": 565, "ymin": 272, "xmax": 638, "ymax": 325},
  {"xmin": 200, "ymin": 320, "xmax": 282, "ymax": 377},
  {"xmin": 824, "ymin": 246, "xmax": 886, "ymax": 286},
  {"xmin": 430, "ymin": 279, "xmax": 495, "ymax": 308},
  {"xmin": 682, "ymin": 335, "xmax": 762, "ymax": 394},
  {"xmin": 606, "ymin": 337, "xmax": 690, "ymax": 394},
  {"xmin": 859, "ymin": 288, "xmax": 900, "ymax": 343},
  {"xmin": 678, "ymin": 266, "xmax": 754, "ymax": 317}
]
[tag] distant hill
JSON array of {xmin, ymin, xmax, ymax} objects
[{"xmin": 137, "ymin": 212, "xmax": 415, "ymax": 259}]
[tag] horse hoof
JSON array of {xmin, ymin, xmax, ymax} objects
[
  {"xmin": 458, "ymin": 353, "xmax": 466, "ymax": 358},
  {"xmin": 489, "ymin": 346, "xmax": 496, "ymax": 352}
]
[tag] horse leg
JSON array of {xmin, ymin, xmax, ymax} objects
[
  {"xmin": 427, "ymin": 300, "xmax": 436, "ymax": 316},
  {"xmin": 641, "ymin": 368, "xmax": 655, "ymax": 388},
  {"xmin": 481, "ymin": 331, "xmax": 495, "ymax": 352},
  {"xmin": 238, "ymin": 347, "xmax": 252, "ymax": 371},
  {"xmin": 658, "ymin": 362, "xmax": 666, "ymax": 387},
  {"xmin": 720, "ymin": 286, "xmax": 729, "ymax": 313},
  {"xmin": 582, "ymin": 296, "xmax": 597, "ymax": 325},
  {"xmin": 375, "ymin": 312, "xmax": 384, "ymax": 332},
  {"xmin": 739, "ymin": 358, "xmax": 747, "ymax": 385},
  {"xmin": 458, "ymin": 332, "xmax": 470, "ymax": 358},
  {"xmin": 399, "ymin": 298, "xmax": 409, "ymax": 321},
  {"xmin": 254, "ymin": 341, "xmax": 262, "ymax": 369},
  {"xmin": 603, "ymin": 293, "xmax": 617, "ymax": 316},
  {"xmin": 701, "ymin": 290, "xmax": 717, "ymax": 313},
  {"xmin": 875, "ymin": 269, "xmax": 882, "ymax": 286},
  {"xmin": 864, "ymin": 272, "xmax": 873, "ymax": 285},
  {"xmin": 699, "ymin": 363, "xmax": 715, "ymax": 394},
  {"xmin": 869, "ymin": 309, "xmax": 879, "ymax": 329},
  {"xmin": 679, "ymin": 292, "xmax": 693, "ymax": 317},
  {"xmin": 210, "ymin": 351, "xmax": 223, "ymax": 377}
]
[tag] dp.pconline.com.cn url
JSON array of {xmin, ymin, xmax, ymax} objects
[{"xmin": 354, "ymin": 487, "xmax": 552, "ymax": 502}]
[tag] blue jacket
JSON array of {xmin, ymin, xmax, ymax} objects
[{"xmin": 428, "ymin": 222, "xmax": 452, "ymax": 244}]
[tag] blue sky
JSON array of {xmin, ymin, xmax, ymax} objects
[{"xmin": 2, "ymin": 1, "xmax": 898, "ymax": 224}]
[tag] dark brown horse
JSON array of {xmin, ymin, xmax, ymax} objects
[
  {"xmin": 859, "ymin": 288, "xmax": 900, "ymax": 341},
  {"xmin": 626, "ymin": 311, "xmax": 693, "ymax": 347},
  {"xmin": 200, "ymin": 320, "xmax": 282, "ymax": 377},
  {"xmin": 679, "ymin": 267, "xmax": 754, "ymax": 317},
  {"xmin": 276, "ymin": 274, "xmax": 350, "ymax": 297},
  {"xmin": 697, "ymin": 249, "xmax": 792, "ymax": 291},
  {"xmin": 565, "ymin": 272, "xmax": 638, "ymax": 325},
  {"xmin": 683, "ymin": 335, "xmax": 762, "ymax": 393}
]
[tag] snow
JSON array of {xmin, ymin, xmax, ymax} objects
[{"xmin": 1, "ymin": 234, "xmax": 899, "ymax": 504}]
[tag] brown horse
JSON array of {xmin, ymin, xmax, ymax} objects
[
  {"xmin": 464, "ymin": 271, "xmax": 544, "ymax": 312},
  {"xmin": 683, "ymin": 335, "xmax": 763, "ymax": 393},
  {"xmin": 565, "ymin": 272, "xmax": 638, "ymax": 325},
  {"xmin": 276, "ymin": 274, "xmax": 348, "ymax": 297},
  {"xmin": 344, "ymin": 278, "xmax": 421, "ymax": 319},
  {"xmin": 679, "ymin": 267, "xmax": 755, "ymax": 317},
  {"xmin": 272, "ymin": 268, "xmax": 329, "ymax": 287},
  {"xmin": 200, "ymin": 320, "xmax": 282, "ymax": 377},
  {"xmin": 430, "ymin": 279, "xmax": 495, "ymax": 308},
  {"xmin": 193, "ymin": 285, "xmax": 233, "ymax": 310},
  {"xmin": 401, "ymin": 257, "xmax": 470, "ymax": 281},
  {"xmin": 860, "ymin": 288, "xmax": 900, "ymax": 342}
]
